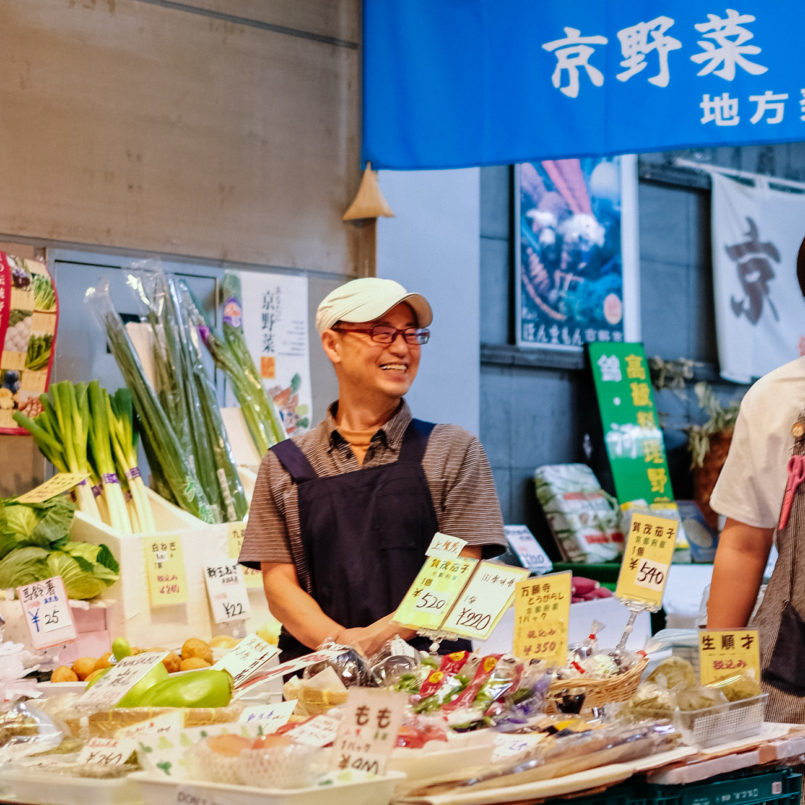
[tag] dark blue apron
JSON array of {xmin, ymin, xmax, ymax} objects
[{"xmin": 271, "ymin": 418, "xmax": 471, "ymax": 660}]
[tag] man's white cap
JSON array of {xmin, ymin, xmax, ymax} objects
[{"xmin": 315, "ymin": 277, "xmax": 432, "ymax": 334}]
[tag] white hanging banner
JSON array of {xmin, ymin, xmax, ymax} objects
[{"xmin": 711, "ymin": 174, "xmax": 805, "ymax": 383}]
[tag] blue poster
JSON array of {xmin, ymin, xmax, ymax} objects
[{"xmin": 363, "ymin": 1, "xmax": 805, "ymax": 169}]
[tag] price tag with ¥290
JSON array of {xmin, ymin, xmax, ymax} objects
[
  {"xmin": 392, "ymin": 556, "xmax": 478, "ymax": 632},
  {"xmin": 440, "ymin": 562, "xmax": 529, "ymax": 640},
  {"xmin": 615, "ymin": 513, "xmax": 677, "ymax": 609},
  {"xmin": 17, "ymin": 576, "xmax": 77, "ymax": 650}
]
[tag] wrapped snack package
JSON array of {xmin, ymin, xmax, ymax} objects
[
  {"xmin": 618, "ymin": 682, "xmax": 676, "ymax": 721},
  {"xmin": 0, "ymin": 701, "xmax": 63, "ymax": 765},
  {"xmin": 284, "ymin": 666, "xmax": 348, "ymax": 717},
  {"xmin": 303, "ymin": 641, "xmax": 371, "ymax": 687},
  {"xmin": 676, "ymin": 685, "xmax": 727, "ymax": 712},
  {"xmin": 410, "ymin": 652, "xmax": 474, "ymax": 714},
  {"xmin": 396, "ymin": 713, "xmax": 449, "ymax": 749},
  {"xmin": 710, "ymin": 673, "xmax": 762, "ymax": 702},
  {"xmin": 646, "ymin": 656, "xmax": 697, "ymax": 690}
]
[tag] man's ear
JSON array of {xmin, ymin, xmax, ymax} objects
[{"xmin": 321, "ymin": 330, "xmax": 341, "ymax": 364}]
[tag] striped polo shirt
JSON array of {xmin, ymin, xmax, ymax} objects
[{"xmin": 239, "ymin": 399, "xmax": 507, "ymax": 593}]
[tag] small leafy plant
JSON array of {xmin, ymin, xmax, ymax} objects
[{"xmin": 684, "ymin": 382, "xmax": 741, "ymax": 468}]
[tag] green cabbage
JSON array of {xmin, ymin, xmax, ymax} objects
[
  {"xmin": 0, "ymin": 546, "xmax": 50, "ymax": 588},
  {"xmin": 0, "ymin": 497, "xmax": 75, "ymax": 557}
]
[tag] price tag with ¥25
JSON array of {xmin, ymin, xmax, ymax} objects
[
  {"xmin": 615, "ymin": 513, "xmax": 677, "ymax": 609},
  {"xmin": 17, "ymin": 576, "xmax": 77, "ymax": 650},
  {"xmin": 392, "ymin": 556, "xmax": 478, "ymax": 632},
  {"xmin": 440, "ymin": 562, "xmax": 529, "ymax": 640},
  {"xmin": 512, "ymin": 571, "xmax": 571, "ymax": 666},
  {"xmin": 143, "ymin": 537, "xmax": 188, "ymax": 606},
  {"xmin": 228, "ymin": 522, "xmax": 263, "ymax": 589},
  {"xmin": 698, "ymin": 629, "xmax": 761, "ymax": 685},
  {"xmin": 203, "ymin": 560, "xmax": 251, "ymax": 623},
  {"xmin": 15, "ymin": 473, "xmax": 90, "ymax": 504}
]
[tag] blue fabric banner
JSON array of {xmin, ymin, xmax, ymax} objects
[{"xmin": 363, "ymin": 1, "xmax": 805, "ymax": 169}]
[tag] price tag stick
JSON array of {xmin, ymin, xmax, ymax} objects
[
  {"xmin": 413, "ymin": 626, "xmax": 462, "ymax": 655},
  {"xmin": 614, "ymin": 601, "xmax": 650, "ymax": 655}
]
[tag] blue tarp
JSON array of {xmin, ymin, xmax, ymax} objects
[{"xmin": 363, "ymin": 1, "xmax": 805, "ymax": 169}]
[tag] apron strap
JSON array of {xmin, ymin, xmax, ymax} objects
[
  {"xmin": 399, "ymin": 419, "xmax": 436, "ymax": 463},
  {"xmin": 271, "ymin": 439, "xmax": 318, "ymax": 482}
]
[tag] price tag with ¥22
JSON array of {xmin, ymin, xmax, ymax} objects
[
  {"xmin": 203, "ymin": 559, "xmax": 251, "ymax": 623},
  {"xmin": 17, "ymin": 576, "xmax": 77, "ymax": 650},
  {"xmin": 440, "ymin": 562, "xmax": 530, "ymax": 640},
  {"xmin": 392, "ymin": 556, "xmax": 478, "ymax": 632},
  {"xmin": 698, "ymin": 629, "xmax": 761, "ymax": 686},
  {"xmin": 615, "ymin": 513, "xmax": 677, "ymax": 609},
  {"xmin": 512, "ymin": 571, "xmax": 571, "ymax": 666}
]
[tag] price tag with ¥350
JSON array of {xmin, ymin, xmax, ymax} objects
[
  {"xmin": 15, "ymin": 472, "xmax": 90, "ymax": 504},
  {"xmin": 698, "ymin": 629, "xmax": 761, "ymax": 686},
  {"xmin": 17, "ymin": 576, "xmax": 77, "ymax": 650},
  {"xmin": 615, "ymin": 513, "xmax": 677, "ymax": 608},
  {"xmin": 512, "ymin": 571, "xmax": 571, "ymax": 666},
  {"xmin": 392, "ymin": 556, "xmax": 478, "ymax": 631},
  {"xmin": 227, "ymin": 522, "xmax": 263, "ymax": 589},
  {"xmin": 440, "ymin": 562, "xmax": 529, "ymax": 640}
]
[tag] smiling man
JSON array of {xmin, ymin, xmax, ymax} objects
[{"xmin": 239, "ymin": 277, "xmax": 506, "ymax": 660}]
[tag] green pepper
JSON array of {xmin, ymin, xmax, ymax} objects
[
  {"xmin": 115, "ymin": 663, "xmax": 169, "ymax": 707},
  {"xmin": 135, "ymin": 669, "xmax": 232, "ymax": 708}
]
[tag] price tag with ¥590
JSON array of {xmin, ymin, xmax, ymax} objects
[
  {"xmin": 17, "ymin": 576, "xmax": 77, "ymax": 650},
  {"xmin": 512, "ymin": 571, "xmax": 571, "ymax": 666},
  {"xmin": 392, "ymin": 556, "xmax": 478, "ymax": 632},
  {"xmin": 440, "ymin": 562, "xmax": 529, "ymax": 640},
  {"xmin": 615, "ymin": 513, "xmax": 677, "ymax": 608}
]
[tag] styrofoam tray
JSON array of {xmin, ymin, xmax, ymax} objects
[
  {"xmin": 0, "ymin": 768, "xmax": 143, "ymax": 805},
  {"xmin": 130, "ymin": 770, "xmax": 406, "ymax": 805},
  {"xmin": 388, "ymin": 740, "xmax": 494, "ymax": 782}
]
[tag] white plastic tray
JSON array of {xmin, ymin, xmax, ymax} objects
[
  {"xmin": 130, "ymin": 770, "xmax": 405, "ymax": 805},
  {"xmin": 388, "ymin": 740, "xmax": 494, "ymax": 782},
  {"xmin": 0, "ymin": 768, "xmax": 143, "ymax": 805}
]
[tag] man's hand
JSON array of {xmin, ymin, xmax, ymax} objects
[{"xmin": 335, "ymin": 615, "xmax": 415, "ymax": 658}]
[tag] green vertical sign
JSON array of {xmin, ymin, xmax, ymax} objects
[{"xmin": 588, "ymin": 342, "xmax": 673, "ymax": 506}]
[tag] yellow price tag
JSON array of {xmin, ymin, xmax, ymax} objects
[
  {"xmin": 698, "ymin": 629, "xmax": 761, "ymax": 685},
  {"xmin": 143, "ymin": 537, "xmax": 188, "ymax": 606},
  {"xmin": 15, "ymin": 472, "xmax": 90, "ymax": 504},
  {"xmin": 615, "ymin": 513, "xmax": 677, "ymax": 608},
  {"xmin": 512, "ymin": 571, "xmax": 571, "ymax": 666},
  {"xmin": 227, "ymin": 522, "xmax": 262, "ymax": 589},
  {"xmin": 392, "ymin": 556, "xmax": 478, "ymax": 632}
]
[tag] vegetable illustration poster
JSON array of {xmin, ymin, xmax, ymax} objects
[
  {"xmin": 237, "ymin": 272, "xmax": 311, "ymax": 435},
  {"xmin": 516, "ymin": 156, "xmax": 637, "ymax": 350}
]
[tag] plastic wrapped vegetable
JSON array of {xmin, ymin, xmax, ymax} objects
[{"xmin": 646, "ymin": 656, "xmax": 698, "ymax": 690}]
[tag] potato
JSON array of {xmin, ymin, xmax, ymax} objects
[
  {"xmin": 162, "ymin": 652, "xmax": 182, "ymax": 673},
  {"xmin": 51, "ymin": 666, "xmax": 78, "ymax": 683},
  {"xmin": 180, "ymin": 657, "xmax": 211, "ymax": 671},
  {"xmin": 94, "ymin": 652, "xmax": 114, "ymax": 671},
  {"xmin": 181, "ymin": 638, "xmax": 212, "ymax": 664},
  {"xmin": 72, "ymin": 657, "xmax": 98, "ymax": 681},
  {"xmin": 209, "ymin": 635, "xmax": 239, "ymax": 650}
]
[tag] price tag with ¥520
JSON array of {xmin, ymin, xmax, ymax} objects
[
  {"xmin": 227, "ymin": 522, "xmax": 263, "ymax": 589},
  {"xmin": 615, "ymin": 513, "xmax": 677, "ymax": 608},
  {"xmin": 143, "ymin": 537, "xmax": 188, "ymax": 606},
  {"xmin": 203, "ymin": 560, "xmax": 251, "ymax": 623},
  {"xmin": 440, "ymin": 562, "xmax": 529, "ymax": 640},
  {"xmin": 17, "ymin": 576, "xmax": 77, "ymax": 650},
  {"xmin": 698, "ymin": 629, "xmax": 761, "ymax": 686},
  {"xmin": 392, "ymin": 556, "xmax": 478, "ymax": 632},
  {"xmin": 512, "ymin": 571, "xmax": 571, "ymax": 666}
]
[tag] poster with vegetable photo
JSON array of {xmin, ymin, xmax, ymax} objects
[
  {"xmin": 515, "ymin": 156, "xmax": 638, "ymax": 350},
  {"xmin": 0, "ymin": 253, "xmax": 59, "ymax": 433}
]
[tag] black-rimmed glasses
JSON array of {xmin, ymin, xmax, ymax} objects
[{"xmin": 331, "ymin": 324, "xmax": 430, "ymax": 345}]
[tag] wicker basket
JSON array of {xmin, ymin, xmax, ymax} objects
[{"xmin": 545, "ymin": 654, "xmax": 649, "ymax": 714}]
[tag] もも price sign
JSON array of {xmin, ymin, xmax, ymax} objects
[
  {"xmin": 143, "ymin": 537, "xmax": 188, "ymax": 606},
  {"xmin": 615, "ymin": 513, "xmax": 677, "ymax": 608},
  {"xmin": 441, "ymin": 562, "xmax": 529, "ymax": 640},
  {"xmin": 512, "ymin": 571, "xmax": 571, "ymax": 667},
  {"xmin": 699, "ymin": 629, "xmax": 761, "ymax": 686},
  {"xmin": 17, "ymin": 576, "xmax": 77, "ymax": 650},
  {"xmin": 392, "ymin": 556, "xmax": 478, "ymax": 632}
]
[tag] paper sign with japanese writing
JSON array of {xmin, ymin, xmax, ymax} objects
[
  {"xmin": 228, "ymin": 522, "xmax": 263, "ymax": 589},
  {"xmin": 233, "ymin": 648, "xmax": 346, "ymax": 698},
  {"xmin": 441, "ymin": 562, "xmax": 530, "ymax": 640},
  {"xmin": 331, "ymin": 689, "xmax": 406, "ymax": 775},
  {"xmin": 284, "ymin": 714, "xmax": 340, "ymax": 747},
  {"xmin": 213, "ymin": 633, "xmax": 279, "ymax": 688},
  {"xmin": 238, "ymin": 701, "xmax": 297, "ymax": 732},
  {"xmin": 504, "ymin": 525, "xmax": 553, "ymax": 575},
  {"xmin": 15, "ymin": 473, "xmax": 90, "ymax": 504},
  {"xmin": 698, "ymin": 629, "xmax": 761, "ymax": 686},
  {"xmin": 79, "ymin": 651, "xmax": 169, "ymax": 708},
  {"xmin": 392, "ymin": 556, "xmax": 478, "ymax": 632},
  {"xmin": 615, "ymin": 513, "xmax": 677, "ymax": 608},
  {"xmin": 116, "ymin": 711, "xmax": 184, "ymax": 737},
  {"xmin": 76, "ymin": 737, "xmax": 138, "ymax": 769},
  {"xmin": 203, "ymin": 560, "xmax": 251, "ymax": 623},
  {"xmin": 512, "ymin": 571, "xmax": 571, "ymax": 666},
  {"xmin": 17, "ymin": 576, "xmax": 77, "ymax": 650},
  {"xmin": 426, "ymin": 532, "xmax": 467, "ymax": 560},
  {"xmin": 143, "ymin": 537, "xmax": 188, "ymax": 606}
]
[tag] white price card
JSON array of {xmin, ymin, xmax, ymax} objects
[
  {"xmin": 203, "ymin": 560, "xmax": 251, "ymax": 623},
  {"xmin": 504, "ymin": 525, "xmax": 553, "ymax": 575},
  {"xmin": 426, "ymin": 532, "xmax": 467, "ymax": 560},
  {"xmin": 17, "ymin": 576, "xmax": 77, "ymax": 650},
  {"xmin": 285, "ymin": 714, "xmax": 340, "ymax": 747},
  {"xmin": 234, "ymin": 648, "xmax": 345, "ymax": 699},
  {"xmin": 213, "ymin": 633, "xmax": 279, "ymax": 688},
  {"xmin": 238, "ymin": 700, "xmax": 297, "ymax": 731},
  {"xmin": 441, "ymin": 561, "xmax": 530, "ymax": 640},
  {"xmin": 117, "ymin": 711, "xmax": 184, "ymax": 737},
  {"xmin": 79, "ymin": 651, "xmax": 169, "ymax": 708},
  {"xmin": 331, "ymin": 688, "xmax": 406, "ymax": 775},
  {"xmin": 76, "ymin": 737, "xmax": 138, "ymax": 769}
]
